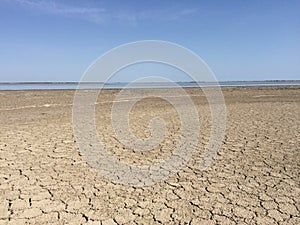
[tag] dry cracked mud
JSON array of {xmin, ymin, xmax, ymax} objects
[{"xmin": 0, "ymin": 86, "xmax": 299, "ymax": 224}]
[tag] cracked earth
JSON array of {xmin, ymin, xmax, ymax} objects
[{"xmin": 0, "ymin": 86, "xmax": 299, "ymax": 224}]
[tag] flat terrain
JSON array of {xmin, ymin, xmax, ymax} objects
[{"xmin": 0, "ymin": 86, "xmax": 299, "ymax": 224}]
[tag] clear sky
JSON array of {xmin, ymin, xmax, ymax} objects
[{"xmin": 0, "ymin": 0, "xmax": 299, "ymax": 82}]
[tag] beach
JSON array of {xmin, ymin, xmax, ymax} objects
[{"xmin": 0, "ymin": 86, "xmax": 299, "ymax": 224}]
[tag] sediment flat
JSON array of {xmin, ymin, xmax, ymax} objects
[{"xmin": 0, "ymin": 86, "xmax": 299, "ymax": 224}]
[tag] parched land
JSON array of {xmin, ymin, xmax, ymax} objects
[{"xmin": 0, "ymin": 86, "xmax": 299, "ymax": 224}]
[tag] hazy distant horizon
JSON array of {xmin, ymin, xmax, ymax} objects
[
  {"xmin": 1, "ymin": 80, "xmax": 300, "ymax": 91},
  {"xmin": 1, "ymin": 79, "xmax": 300, "ymax": 85}
]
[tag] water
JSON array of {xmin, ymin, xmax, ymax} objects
[{"xmin": 0, "ymin": 80, "xmax": 299, "ymax": 90}]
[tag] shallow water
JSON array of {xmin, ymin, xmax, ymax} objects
[{"xmin": 0, "ymin": 80, "xmax": 299, "ymax": 90}]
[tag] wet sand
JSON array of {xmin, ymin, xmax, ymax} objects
[{"xmin": 0, "ymin": 86, "xmax": 299, "ymax": 224}]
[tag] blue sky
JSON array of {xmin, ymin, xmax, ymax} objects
[{"xmin": 0, "ymin": 0, "xmax": 299, "ymax": 82}]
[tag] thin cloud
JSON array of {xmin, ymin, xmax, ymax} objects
[
  {"xmin": 7, "ymin": 0, "xmax": 197, "ymax": 26},
  {"xmin": 6, "ymin": 0, "xmax": 106, "ymax": 24},
  {"xmin": 180, "ymin": 9, "xmax": 197, "ymax": 16},
  {"xmin": 13, "ymin": 0, "xmax": 105, "ymax": 15},
  {"xmin": 117, "ymin": 7, "xmax": 197, "ymax": 27}
]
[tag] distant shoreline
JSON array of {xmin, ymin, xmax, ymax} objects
[
  {"xmin": 0, "ymin": 80, "xmax": 299, "ymax": 90},
  {"xmin": 0, "ymin": 80, "xmax": 299, "ymax": 85}
]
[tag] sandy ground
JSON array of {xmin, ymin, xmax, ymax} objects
[{"xmin": 0, "ymin": 86, "xmax": 299, "ymax": 225}]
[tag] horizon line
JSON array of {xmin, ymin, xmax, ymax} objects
[{"xmin": 1, "ymin": 80, "xmax": 300, "ymax": 85}]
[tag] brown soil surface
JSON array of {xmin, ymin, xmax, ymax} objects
[{"xmin": 0, "ymin": 86, "xmax": 299, "ymax": 224}]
